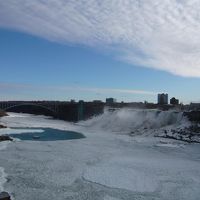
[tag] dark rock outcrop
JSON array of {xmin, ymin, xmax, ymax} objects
[
  {"xmin": 0, "ymin": 135, "xmax": 13, "ymax": 142},
  {"xmin": 184, "ymin": 111, "xmax": 200, "ymax": 122},
  {"xmin": 0, "ymin": 110, "xmax": 7, "ymax": 117},
  {"xmin": 0, "ymin": 125, "xmax": 7, "ymax": 129},
  {"xmin": 160, "ymin": 125, "xmax": 200, "ymax": 143},
  {"xmin": 0, "ymin": 192, "xmax": 11, "ymax": 200}
]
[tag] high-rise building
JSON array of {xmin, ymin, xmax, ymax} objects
[{"xmin": 157, "ymin": 93, "xmax": 168, "ymax": 105}]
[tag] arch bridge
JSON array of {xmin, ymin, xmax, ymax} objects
[
  {"xmin": 0, "ymin": 101, "xmax": 59, "ymax": 115},
  {"xmin": 0, "ymin": 100, "xmax": 105, "ymax": 121}
]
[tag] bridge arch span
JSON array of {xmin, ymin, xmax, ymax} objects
[{"xmin": 4, "ymin": 103, "xmax": 57, "ymax": 117}]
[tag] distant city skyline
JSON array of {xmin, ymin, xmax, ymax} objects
[{"xmin": 0, "ymin": 1, "xmax": 200, "ymax": 103}]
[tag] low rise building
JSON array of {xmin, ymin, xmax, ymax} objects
[
  {"xmin": 170, "ymin": 97, "xmax": 179, "ymax": 105},
  {"xmin": 106, "ymin": 98, "xmax": 116, "ymax": 104}
]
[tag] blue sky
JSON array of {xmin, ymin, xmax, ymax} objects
[{"xmin": 0, "ymin": 1, "xmax": 200, "ymax": 103}]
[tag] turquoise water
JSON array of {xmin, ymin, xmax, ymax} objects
[{"xmin": 9, "ymin": 128, "xmax": 85, "ymax": 141}]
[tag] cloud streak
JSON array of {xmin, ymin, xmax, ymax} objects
[
  {"xmin": 0, "ymin": 0, "xmax": 200, "ymax": 77},
  {"xmin": 0, "ymin": 83, "xmax": 156, "ymax": 96},
  {"xmin": 53, "ymin": 86, "xmax": 156, "ymax": 95}
]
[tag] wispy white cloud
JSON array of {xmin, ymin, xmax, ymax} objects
[
  {"xmin": 0, "ymin": 0, "xmax": 200, "ymax": 77},
  {"xmin": 52, "ymin": 86, "xmax": 156, "ymax": 95},
  {"xmin": 0, "ymin": 83, "xmax": 156, "ymax": 96}
]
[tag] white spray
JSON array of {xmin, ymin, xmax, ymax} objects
[{"xmin": 81, "ymin": 108, "xmax": 189, "ymax": 134}]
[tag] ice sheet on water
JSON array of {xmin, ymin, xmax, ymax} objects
[
  {"xmin": 0, "ymin": 167, "xmax": 6, "ymax": 192},
  {"xmin": 84, "ymin": 165, "xmax": 158, "ymax": 192},
  {"xmin": 0, "ymin": 111, "xmax": 200, "ymax": 200},
  {"xmin": 0, "ymin": 128, "xmax": 44, "ymax": 136},
  {"xmin": 155, "ymin": 142, "xmax": 184, "ymax": 148},
  {"xmin": 0, "ymin": 109, "xmax": 190, "ymax": 138},
  {"xmin": 0, "ymin": 141, "xmax": 10, "ymax": 151},
  {"xmin": 0, "ymin": 112, "xmax": 77, "ymax": 132},
  {"xmin": 103, "ymin": 196, "xmax": 120, "ymax": 200}
]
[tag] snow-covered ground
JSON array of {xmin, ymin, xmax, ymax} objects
[{"xmin": 0, "ymin": 111, "xmax": 200, "ymax": 200}]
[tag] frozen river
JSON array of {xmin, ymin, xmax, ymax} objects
[{"xmin": 0, "ymin": 111, "xmax": 200, "ymax": 200}]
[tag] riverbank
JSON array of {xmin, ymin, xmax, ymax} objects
[
  {"xmin": 0, "ymin": 111, "xmax": 7, "ymax": 118},
  {"xmin": 0, "ymin": 110, "xmax": 8, "ymax": 130}
]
